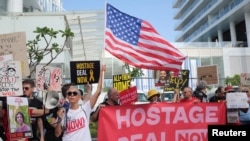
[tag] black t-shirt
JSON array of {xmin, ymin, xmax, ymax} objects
[
  {"xmin": 43, "ymin": 107, "xmax": 62, "ymax": 141},
  {"xmin": 209, "ymin": 95, "xmax": 226, "ymax": 102},
  {"xmin": 193, "ymin": 90, "xmax": 208, "ymax": 102},
  {"xmin": 91, "ymin": 99, "xmax": 119, "ymax": 121},
  {"xmin": 28, "ymin": 98, "xmax": 43, "ymax": 141},
  {"xmin": 43, "ymin": 108, "xmax": 57, "ymax": 130}
]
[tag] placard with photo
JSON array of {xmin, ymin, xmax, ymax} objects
[{"xmin": 7, "ymin": 97, "xmax": 33, "ymax": 139}]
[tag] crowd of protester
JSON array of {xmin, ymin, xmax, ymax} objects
[
  {"xmin": 1, "ymin": 68, "xmax": 250, "ymax": 141},
  {"xmin": 147, "ymin": 80, "xmax": 250, "ymax": 125}
]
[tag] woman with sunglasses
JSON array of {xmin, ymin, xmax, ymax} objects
[{"xmin": 55, "ymin": 65, "xmax": 105, "ymax": 141}]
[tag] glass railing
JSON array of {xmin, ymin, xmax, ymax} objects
[
  {"xmin": 171, "ymin": 41, "xmax": 248, "ymax": 48},
  {"xmin": 181, "ymin": 0, "xmax": 244, "ymax": 42},
  {"xmin": 181, "ymin": 0, "xmax": 217, "ymax": 31},
  {"xmin": 179, "ymin": 0, "xmax": 199, "ymax": 20}
]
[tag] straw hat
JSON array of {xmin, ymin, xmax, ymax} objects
[{"xmin": 147, "ymin": 89, "xmax": 160, "ymax": 100}]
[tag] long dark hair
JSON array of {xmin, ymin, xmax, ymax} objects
[{"xmin": 15, "ymin": 112, "xmax": 25, "ymax": 122}]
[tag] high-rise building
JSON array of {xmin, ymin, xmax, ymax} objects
[
  {"xmin": 173, "ymin": 0, "xmax": 250, "ymax": 47},
  {"xmin": 0, "ymin": 0, "xmax": 64, "ymax": 14}
]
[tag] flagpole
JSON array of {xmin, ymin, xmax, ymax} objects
[
  {"xmin": 101, "ymin": 1, "xmax": 107, "ymax": 89},
  {"xmin": 102, "ymin": 1, "xmax": 107, "ymax": 61}
]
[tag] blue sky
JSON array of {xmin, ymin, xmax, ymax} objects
[{"xmin": 62, "ymin": 0, "xmax": 177, "ymax": 42}]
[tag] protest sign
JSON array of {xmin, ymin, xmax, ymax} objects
[
  {"xmin": 226, "ymin": 92, "xmax": 249, "ymax": 108},
  {"xmin": 0, "ymin": 61, "xmax": 22, "ymax": 96},
  {"xmin": 0, "ymin": 54, "xmax": 13, "ymax": 61},
  {"xmin": 70, "ymin": 61, "xmax": 100, "ymax": 84},
  {"xmin": 113, "ymin": 73, "xmax": 131, "ymax": 92},
  {"xmin": 0, "ymin": 32, "xmax": 30, "ymax": 76},
  {"xmin": 7, "ymin": 97, "xmax": 33, "ymax": 139},
  {"xmin": 119, "ymin": 86, "xmax": 137, "ymax": 105},
  {"xmin": 197, "ymin": 65, "xmax": 218, "ymax": 85},
  {"xmin": 164, "ymin": 70, "xmax": 189, "ymax": 91},
  {"xmin": 36, "ymin": 65, "xmax": 62, "ymax": 91},
  {"xmin": 240, "ymin": 73, "xmax": 250, "ymax": 86}
]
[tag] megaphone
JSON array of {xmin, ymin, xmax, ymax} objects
[{"xmin": 41, "ymin": 90, "xmax": 63, "ymax": 109}]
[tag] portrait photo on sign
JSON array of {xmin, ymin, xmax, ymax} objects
[
  {"xmin": 154, "ymin": 70, "xmax": 173, "ymax": 86},
  {"xmin": 7, "ymin": 97, "xmax": 33, "ymax": 139}
]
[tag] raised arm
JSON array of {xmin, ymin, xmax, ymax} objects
[
  {"xmin": 172, "ymin": 89, "xmax": 180, "ymax": 103},
  {"xmin": 88, "ymin": 64, "xmax": 106, "ymax": 109}
]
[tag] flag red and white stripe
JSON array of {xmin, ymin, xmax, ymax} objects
[{"xmin": 105, "ymin": 3, "xmax": 187, "ymax": 71}]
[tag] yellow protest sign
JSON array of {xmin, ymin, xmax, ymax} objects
[{"xmin": 113, "ymin": 73, "xmax": 131, "ymax": 92}]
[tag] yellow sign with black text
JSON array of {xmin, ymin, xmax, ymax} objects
[{"xmin": 113, "ymin": 73, "xmax": 131, "ymax": 92}]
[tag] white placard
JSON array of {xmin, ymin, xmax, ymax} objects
[
  {"xmin": 0, "ymin": 61, "xmax": 23, "ymax": 96},
  {"xmin": 7, "ymin": 97, "xmax": 33, "ymax": 139},
  {"xmin": 226, "ymin": 92, "xmax": 249, "ymax": 108}
]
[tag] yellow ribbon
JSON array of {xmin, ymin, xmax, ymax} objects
[{"xmin": 89, "ymin": 69, "xmax": 95, "ymax": 82}]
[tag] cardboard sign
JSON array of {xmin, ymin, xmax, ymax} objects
[
  {"xmin": 0, "ymin": 32, "xmax": 30, "ymax": 77},
  {"xmin": 119, "ymin": 86, "xmax": 137, "ymax": 105},
  {"xmin": 7, "ymin": 97, "xmax": 33, "ymax": 139},
  {"xmin": 35, "ymin": 65, "xmax": 62, "ymax": 91},
  {"xmin": 240, "ymin": 73, "xmax": 250, "ymax": 86},
  {"xmin": 113, "ymin": 73, "xmax": 131, "ymax": 92},
  {"xmin": 0, "ymin": 61, "xmax": 23, "ymax": 97},
  {"xmin": 164, "ymin": 70, "xmax": 189, "ymax": 91},
  {"xmin": 197, "ymin": 65, "xmax": 218, "ymax": 85},
  {"xmin": 70, "ymin": 61, "xmax": 100, "ymax": 84}
]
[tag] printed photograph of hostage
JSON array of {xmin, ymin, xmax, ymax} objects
[
  {"xmin": 15, "ymin": 112, "xmax": 31, "ymax": 132},
  {"xmin": 155, "ymin": 70, "xmax": 172, "ymax": 86}
]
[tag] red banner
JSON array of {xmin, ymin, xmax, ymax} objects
[{"xmin": 98, "ymin": 102, "xmax": 226, "ymax": 141}]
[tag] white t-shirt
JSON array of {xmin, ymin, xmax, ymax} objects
[{"xmin": 61, "ymin": 101, "xmax": 92, "ymax": 141}]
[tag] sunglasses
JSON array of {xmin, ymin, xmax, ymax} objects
[
  {"xmin": 67, "ymin": 91, "xmax": 78, "ymax": 96},
  {"xmin": 23, "ymin": 87, "xmax": 30, "ymax": 90}
]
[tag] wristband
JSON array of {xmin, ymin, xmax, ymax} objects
[{"xmin": 29, "ymin": 109, "xmax": 33, "ymax": 115}]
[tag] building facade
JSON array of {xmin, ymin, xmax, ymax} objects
[
  {"xmin": 0, "ymin": 0, "xmax": 64, "ymax": 13},
  {"xmin": 173, "ymin": 0, "xmax": 250, "ymax": 47},
  {"xmin": 0, "ymin": 0, "xmax": 249, "ymax": 92}
]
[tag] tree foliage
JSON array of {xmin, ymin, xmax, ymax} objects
[
  {"xmin": 224, "ymin": 74, "xmax": 240, "ymax": 86},
  {"xmin": 123, "ymin": 64, "xmax": 144, "ymax": 80},
  {"xmin": 26, "ymin": 27, "xmax": 74, "ymax": 76}
]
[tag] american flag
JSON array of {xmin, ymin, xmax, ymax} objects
[{"xmin": 105, "ymin": 3, "xmax": 187, "ymax": 71}]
